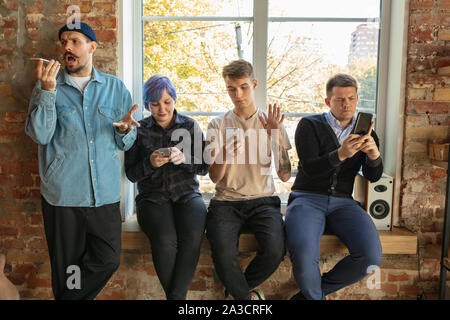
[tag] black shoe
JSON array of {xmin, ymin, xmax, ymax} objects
[{"xmin": 290, "ymin": 291, "xmax": 307, "ymax": 300}]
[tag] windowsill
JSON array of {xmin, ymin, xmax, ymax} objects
[{"xmin": 122, "ymin": 209, "xmax": 417, "ymax": 255}]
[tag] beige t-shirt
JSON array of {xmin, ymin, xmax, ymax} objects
[{"xmin": 206, "ymin": 109, "xmax": 292, "ymax": 201}]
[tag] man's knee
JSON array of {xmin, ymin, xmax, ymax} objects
[
  {"xmin": 258, "ymin": 236, "xmax": 285, "ymax": 263},
  {"xmin": 105, "ymin": 259, "xmax": 120, "ymax": 274},
  {"xmin": 85, "ymin": 253, "xmax": 120, "ymax": 275},
  {"xmin": 364, "ymin": 247, "xmax": 382, "ymax": 270},
  {"xmin": 103, "ymin": 251, "xmax": 121, "ymax": 274},
  {"xmin": 351, "ymin": 245, "xmax": 382, "ymax": 273},
  {"xmin": 210, "ymin": 240, "xmax": 237, "ymax": 263}
]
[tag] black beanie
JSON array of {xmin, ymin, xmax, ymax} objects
[{"xmin": 58, "ymin": 22, "xmax": 98, "ymax": 43}]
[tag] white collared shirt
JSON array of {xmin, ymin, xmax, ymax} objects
[{"xmin": 324, "ymin": 111, "xmax": 357, "ymax": 145}]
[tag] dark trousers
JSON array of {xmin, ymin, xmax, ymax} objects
[
  {"xmin": 285, "ymin": 192, "xmax": 383, "ymax": 300},
  {"xmin": 41, "ymin": 197, "xmax": 122, "ymax": 300},
  {"xmin": 136, "ymin": 195, "xmax": 207, "ymax": 300},
  {"xmin": 206, "ymin": 196, "xmax": 286, "ymax": 300}
]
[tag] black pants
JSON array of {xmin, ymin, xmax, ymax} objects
[
  {"xmin": 41, "ymin": 197, "xmax": 122, "ymax": 300},
  {"xmin": 206, "ymin": 196, "xmax": 286, "ymax": 300},
  {"xmin": 136, "ymin": 195, "xmax": 207, "ymax": 300}
]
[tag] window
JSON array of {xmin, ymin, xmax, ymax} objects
[{"xmin": 121, "ymin": 0, "xmax": 404, "ymax": 219}]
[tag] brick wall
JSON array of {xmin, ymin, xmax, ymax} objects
[
  {"xmin": 400, "ymin": 0, "xmax": 450, "ymax": 299},
  {"xmin": 0, "ymin": 0, "xmax": 448, "ymax": 300}
]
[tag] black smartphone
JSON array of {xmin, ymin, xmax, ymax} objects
[{"xmin": 351, "ymin": 112, "xmax": 373, "ymax": 135}]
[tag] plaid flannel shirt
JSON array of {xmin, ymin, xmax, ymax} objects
[{"xmin": 125, "ymin": 110, "xmax": 209, "ymax": 204}]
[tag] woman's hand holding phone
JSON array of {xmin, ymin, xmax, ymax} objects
[
  {"xmin": 150, "ymin": 149, "xmax": 170, "ymax": 168},
  {"xmin": 169, "ymin": 147, "xmax": 185, "ymax": 165}
]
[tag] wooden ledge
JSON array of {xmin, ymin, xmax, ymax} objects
[
  {"xmin": 238, "ymin": 227, "xmax": 417, "ymax": 254},
  {"xmin": 122, "ymin": 216, "xmax": 417, "ymax": 255}
]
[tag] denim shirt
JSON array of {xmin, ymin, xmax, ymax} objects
[{"xmin": 25, "ymin": 67, "xmax": 137, "ymax": 207}]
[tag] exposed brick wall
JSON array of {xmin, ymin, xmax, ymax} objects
[
  {"xmin": 0, "ymin": 0, "xmax": 447, "ymax": 300},
  {"xmin": 98, "ymin": 248, "xmax": 424, "ymax": 300},
  {"xmin": 401, "ymin": 0, "xmax": 450, "ymax": 298}
]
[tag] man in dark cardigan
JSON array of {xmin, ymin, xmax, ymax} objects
[{"xmin": 285, "ymin": 74, "xmax": 383, "ymax": 300}]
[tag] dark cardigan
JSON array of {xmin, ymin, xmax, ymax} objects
[{"xmin": 291, "ymin": 113, "xmax": 383, "ymax": 198}]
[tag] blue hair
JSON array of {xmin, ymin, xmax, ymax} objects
[{"xmin": 143, "ymin": 74, "xmax": 177, "ymax": 110}]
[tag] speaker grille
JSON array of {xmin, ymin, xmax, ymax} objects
[{"xmin": 369, "ymin": 200, "xmax": 390, "ymax": 219}]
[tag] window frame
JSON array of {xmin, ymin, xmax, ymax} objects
[
  {"xmin": 138, "ymin": 0, "xmax": 384, "ymax": 115},
  {"xmin": 119, "ymin": 0, "xmax": 408, "ymax": 224}
]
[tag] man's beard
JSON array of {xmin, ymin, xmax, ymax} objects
[
  {"xmin": 67, "ymin": 64, "xmax": 85, "ymax": 75},
  {"xmin": 64, "ymin": 52, "xmax": 86, "ymax": 75}
]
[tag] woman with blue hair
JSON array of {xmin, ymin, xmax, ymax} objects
[{"xmin": 125, "ymin": 74, "xmax": 209, "ymax": 299}]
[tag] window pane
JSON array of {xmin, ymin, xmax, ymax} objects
[
  {"xmin": 143, "ymin": 20, "xmax": 253, "ymax": 112},
  {"xmin": 275, "ymin": 116, "xmax": 300, "ymax": 202},
  {"xmin": 267, "ymin": 21, "xmax": 379, "ymax": 115},
  {"xmin": 267, "ymin": 19, "xmax": 380, "ymax": 193},
  {"xmin": 143, "ymin": 0, "xmax": 253, "ymax": 17},
  {"xmin": 269, "ymin": 0, "xmax": 380, "ymax": 18},
  {"xmin": 187, "ymin": 115, "xmax": 216, "ymax": 201}
]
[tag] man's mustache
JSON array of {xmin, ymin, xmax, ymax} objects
[{"xmin": 64, "ymin": 52, "xmax": 79, "ymax": 59}]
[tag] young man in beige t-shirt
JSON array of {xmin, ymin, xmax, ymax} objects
[{"xmin": 205, "ymin": 59, "xmax": 292, "ymax": 300}]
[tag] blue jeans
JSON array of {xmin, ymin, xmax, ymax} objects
[
  {"xmin": 206, "ymin": 196, "xmax": 286, "ymax": 300},
  {"xmin": 285, "ymin": 192, "xmax": 382, "ymax": 300},
  {"xmin": 136, "ymin": 195, "xmax": 207, "ymax": 300}
]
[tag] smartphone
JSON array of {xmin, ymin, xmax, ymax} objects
[
  {"xmin": 157, "ymin": 147, "xmax": 171, "ymax": 157},
  {"xmin": 225, "ymin": 127, "xmax": 240, "ymax": 142},
  {"xmin": 351, "ymin": 112, "xmax": 373, "ymax": 135},
  {"xmin": 29, "ymin": 58, "xmax": 50, "ymax": 64}
]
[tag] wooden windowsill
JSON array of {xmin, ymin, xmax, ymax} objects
[{"xmin": 122, "ymin": 215, "xmax": 417, "ymax": 255}]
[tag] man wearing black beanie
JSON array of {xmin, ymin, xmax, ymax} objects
[{"xmin": 25, "ymin": 21, "xmax": 140, "ymax": 300}]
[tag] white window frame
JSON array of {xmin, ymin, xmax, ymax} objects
[{"xmin": 119, "ymin": 0, "xmax": 408, "ymax": 225}]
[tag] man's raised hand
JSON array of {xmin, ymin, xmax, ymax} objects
[
  {"xmin": 35, "ymin": 59, "xmax": 60, "ymax": 92},
  {"xmin": 113, "ymin": 104, "xmax": 141, "ymax": 134},
  {"xmin": 359, "ymin": 121, "xmax": 380, "ymax": 160},
  {"xmin": 259, "ymin": 103, "xmax": 285, "ymax": 137}
]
